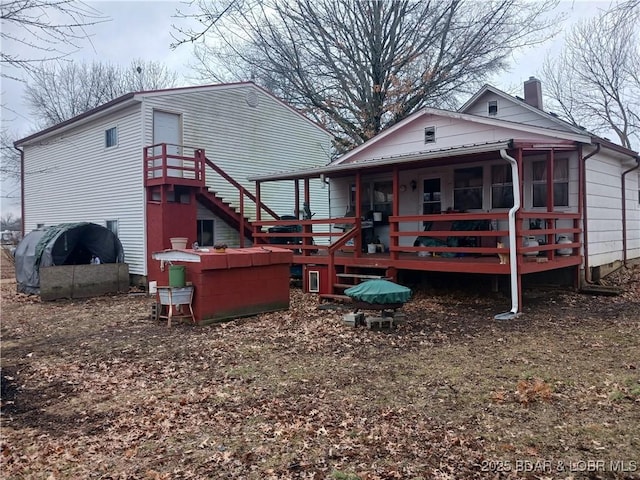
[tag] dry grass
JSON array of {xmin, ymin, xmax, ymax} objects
[{"xmin": 1, "ymin": 265, "xmax": 639, "ymax": 479}]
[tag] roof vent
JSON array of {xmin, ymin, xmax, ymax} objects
[{"xmin": 424, "ymin": 126, "xmax": 436, "ymax": 143}]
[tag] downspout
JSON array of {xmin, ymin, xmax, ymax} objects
[
  {"xmin": 621, "ymin": 156, "xmax": 640, "ymax": 266},
  {"xmin": 581, "ymin": 143, "xmax": 601, "ymax": 284},
  {"xmin": 495, "ymin": 149, "xmax": 522, "ymax": 320},
  {"xmin": 13, "ymin": 145, "xmax": 25, "ymax": 237}
]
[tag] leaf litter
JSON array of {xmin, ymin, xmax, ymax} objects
[{"xmin": 1, "ymin": 263, "xmax": 639, "ymax": 479}]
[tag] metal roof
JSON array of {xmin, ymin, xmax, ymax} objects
[{"xmin": 248, "ymin": 140, "xmax": 513, "ymax": 182}]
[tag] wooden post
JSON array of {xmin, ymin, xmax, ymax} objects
[
  {"xmin": 303, "ymin": 178, "xmax": 311, "ymax": 256},
  {"xmin": 354, "ymin": 171, "xmax": 362, "ymax": 258},
  {"xmin": 294, "ymin": 179, "xmax": 300, "ymax": 219},
  {"xmin": 547, "ymin": 149, "xmax": 555, "ymax": 261},
  {"xmin": 391, "ymin": 166, "xmax": 399, "ymax": 260}
]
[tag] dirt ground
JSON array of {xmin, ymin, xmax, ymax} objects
[{"xmin": 1, "ymin": 259, "xmax": 639, "ymax": 479}]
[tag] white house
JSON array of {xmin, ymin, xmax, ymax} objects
[
  {"xmin": 15, "ymin": 82, "xmax": 333, "ymax": 284},
  {"xmin": 249, "ymin": 78, "xmax": 640, "ymax": 316}
]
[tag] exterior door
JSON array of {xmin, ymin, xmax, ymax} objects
[
  {"xmin": 422, "ymin": 177, "xmax": 442, "ymax": 215},
  {"xmin": 153, "ymin": 110, "xmax": 182, "ymax": 177}
]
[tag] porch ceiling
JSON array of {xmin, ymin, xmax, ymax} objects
[{"xmin": 249, "ymin": 140, "xmax": 513, "ymax": 182}]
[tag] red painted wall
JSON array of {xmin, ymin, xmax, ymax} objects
[
  {"xmin": 146, "ymin": 188, "xmax": 198, "ymax": 283},
  {"xmin": 151, "ymin": 247, "xmax": 293, "ymax": 324}
]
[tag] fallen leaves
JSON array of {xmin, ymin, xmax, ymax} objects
[{"xmin": 1, "ymin": 267, "xmax": 640, "ymax": 478}]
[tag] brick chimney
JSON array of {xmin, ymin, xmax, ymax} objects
[{"xmin": 523, "ymin": 76, "xmax": 543, "ymax": 110}]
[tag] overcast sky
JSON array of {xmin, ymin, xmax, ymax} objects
[{"xmin": 0, "ymin": 0, "xmax": 610, "ymax": 218}]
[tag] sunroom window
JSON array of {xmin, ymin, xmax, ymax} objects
[
  {"xmin": 491, "ymin": 164, "xmax": 513, "ymax": 208},
  {"xmin": 454, "ymin": 167, "xmax": 483, "ymax": 210},
  {"xmin": 532, "ymin": 158, "xmax": 569, "ymax": 207}
]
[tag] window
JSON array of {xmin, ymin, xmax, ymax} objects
[
  {"xmin": 352, "ymin": 180, "xmax": 393, "ymax": 222},
  {"xmin": 308, "ymin": 270, "xmax": 320, "ymax": 293},
  {"xmin": 105, "ymin": 127, "xmax": 118, "ymax": 148},
  {"xmin": 197, "ymin": 220, "xmax": 214, "ymax": 246},
  {"xmin": 491, "ymin": 165, "xmax": 513, "ymax": 208},
  {"xmin": 37, "ymin": 223, "xmax": 44, "ymax": 228},
  {"xmin": 424, "ymin": 126, "xmax": 436, "ymax": 144},
  {"xmin": 106, "ymin": 220, "xmax": 118, "ymax": 237},
  {"xmin": 532, "ymin": 158, "xmax": 569, "ymax": 207},
  {"xmin": 454, "ymin": 167, "xmax": 483, "ymax": 210},
  {"xmin": 422, "ymin": 178, "xmax": 442, "ymax": 214},
  {"xmin": 488, "ymin": 100, "xmax": 498, "ymax": 116}
]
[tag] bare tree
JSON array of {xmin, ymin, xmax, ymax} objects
[
  {"xmin": 1, "ymin": 212, "xmax": 21, "ymax": 231},
  {"xmin": 25, "ymin": 59, "xmax": 179, "ymax": 126},
  {"xmin": 0, "ymin": 0, "xmax": 107, "ymax": 79},
  {"xmin": 542, "ymin": 1, "xmax": 639, "ymax": 150},
  {"xmin": 174, "ymin": 0, "xmax": 560, "ymax": 152}
]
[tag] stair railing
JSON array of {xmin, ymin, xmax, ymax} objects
[
  {"xmin": 203, "ymin": 156, "xmax": 280, "ymax": 220},
  {"xmin": 326, "ymin": 219, "xmax": 361, "ymax": 294}
]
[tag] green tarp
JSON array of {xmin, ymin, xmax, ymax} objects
[{"xmin": 345, "ymin": 279, "xmax": 411, "ymax": 304}]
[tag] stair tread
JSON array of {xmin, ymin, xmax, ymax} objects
[
  {"xmin": 346, "ymin": 264, "xmax": 388, "ymax": 270},
  {"xmin": 333, "ymin": 283, "xmax": 355, "ymax": 289},
  {"xmin": 336, "ymin": 273, "xmax": 385, "ymax": 279},
  {"xmin": 319, "ymin": 294, "xmax": 353, "ymax": 302}
]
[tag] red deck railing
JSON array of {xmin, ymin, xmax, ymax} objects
[
  {"xmin": 143, "ymin": 144, "xmax": 205, "ymax": 187},
  {"xmin": 255, "ymin": 211, "xmax": 583, "ymax": 275}
]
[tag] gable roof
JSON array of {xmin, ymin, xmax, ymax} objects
[
  {"xmin": 330, "ymin": 106, "xmax": 591, "ymax": 166},
  {"xmin": 15, "ymin": 82, "xmax": 330, "ymax": 147},
  {"xmin": 458, "ymin": 83, "xmax": 589, "ymax": 136}
]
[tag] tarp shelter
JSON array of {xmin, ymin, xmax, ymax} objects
[{"xmin": 15, "ymin": 222, "xmax": 125, "ymax": 294}]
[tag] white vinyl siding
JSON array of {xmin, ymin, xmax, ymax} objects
[
  {"xmin": 141, "ymin": 85, "xmax": 331, "ymax": 228},
  {"xmin": 463, "ymin": 91, "xmax": 564, "ymax": 129},
  {"xmin": 196, "ymin": 201, "xmax": 251, "ymax": 247},
  {"xmin": 21, "ymin": 104, "xmax": 146, "ymax": 275},
  {"xmin": 338, "ymin": 114, "xmax": 571, "ymax": 165},
  {"xmin": 585, "ymin": 150, "xmax": 640, "ymax": 266}
]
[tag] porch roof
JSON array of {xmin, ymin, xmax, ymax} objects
[{"xmin": 248, "ymin": 140, "xmax": 513, "ymax": 182}]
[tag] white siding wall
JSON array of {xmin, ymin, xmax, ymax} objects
[
  {"xmin": 341, "ymin": 114, "xmax": 565, "ymax": 164},
  {"xmin": 22, "ymin": 104, "xmax": 146, "ymax": 274},
  {"xmin": 632, "ymin": 172, "xmax": 640, "ymax": 260},
  {"xmin": 586, "ymin": 150, "xmax": 640, "ymax": 266},
  {"xmin": 463, "ymin": 92, "xmax": 564, "ymax": 129},
  {"xmin": 196, "ymin": 201, "xmax": 253, "ymax": 247},
  {"xmin": 141, "ymin": 85, "xmax": 332, "ymax": 235}
]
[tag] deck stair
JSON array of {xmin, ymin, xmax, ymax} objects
[
  {"xmin": 321, "ymin": 264, "xmax": 391, "ymax": 302},
  {"xmin": 195, "ymin": 188, "xmax": 259, "ymax": 242}
]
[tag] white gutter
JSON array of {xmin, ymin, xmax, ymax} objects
[{"xmin": 495, "ymin": 149, "xmax": 522, "ymax": 320}]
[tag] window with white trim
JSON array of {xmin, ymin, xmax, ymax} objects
[
  {"xmin": 105, "ymin": 127, "xmax": 118, "ymax": 148},
  {"xmin": 532, "ymin": 158, "xmax": 569, "ymax": 207},
  {"xmin": 106, "ymin": 220, "xmax": 118, "ymax": 237},
  {"xmin": 197, "ymin": 220, "xmax": 214, "ymax": 246},
  {"xmin": 488, "ymin": 100, "xmax": 498, "ymax": 116},
  {"xmin": 491, "ymin": 164, "xmax": 513, "ymax": 208},
  {"xmin": 454, "ymin": 167, "xmax": 483, "ymax": 210}
]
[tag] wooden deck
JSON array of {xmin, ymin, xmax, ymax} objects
[{"xmin": 291, "ymin": 249, "xmax": 582, "ymax": 275}]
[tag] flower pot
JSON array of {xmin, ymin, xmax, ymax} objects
[{"xmin": 170, "ymin": 237, "xmax": 188, "ymax": 249}]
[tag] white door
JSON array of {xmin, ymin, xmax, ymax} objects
[{"xmin": 153, "ymin": 111, "xmax": 182, "ymax": 177}]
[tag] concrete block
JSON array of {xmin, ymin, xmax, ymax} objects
[{"xmin": 365, "ymin": 315, "xmax": 394, "ymax": 329}]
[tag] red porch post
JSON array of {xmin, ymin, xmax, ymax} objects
[
  {"xmin": 354, "ymin": 171, "xmax": 362, "ymax": 257},
  {"xmin": 303, "ymin": 178, "xmax": 311, "ymax": 256},
  {"xmin": 546, "ymin": 149, "xmax": 555, "ymax": 261},
  {"xmin": 294, "ymin": 179, "xmax": 300, "ymax": 219},
  {"xmin": 391, "ymin": 166, "xmax": 400, "ymax": 261}
]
